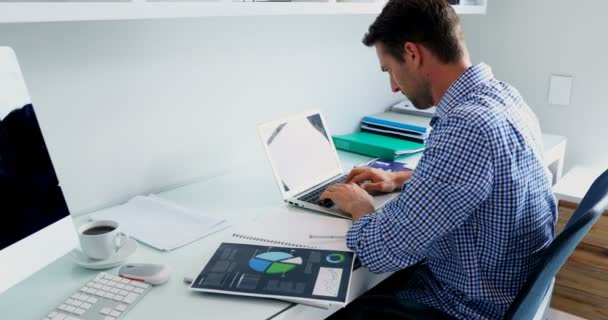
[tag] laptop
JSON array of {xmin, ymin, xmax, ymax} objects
[{"xmin": 257, "ymin": 110, "xmax": 400, "ymax": 219}]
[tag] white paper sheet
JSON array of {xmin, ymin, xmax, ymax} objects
[{"xmin": 90, "ymin": 195, "xmax": 228, "ymax": 251}]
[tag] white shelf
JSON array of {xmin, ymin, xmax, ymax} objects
[{"xmin": 0, "ymin": 1, "xmax": 486, "ymax": 23}]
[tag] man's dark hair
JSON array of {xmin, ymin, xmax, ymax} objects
[{"xmin": 362, "ymin": 0, "xmax": 465, "ymax": 64}]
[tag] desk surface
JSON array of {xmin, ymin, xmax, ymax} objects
[
  {"xmin": 0, "ymin": 134, "xmax": 565, "ymax": 320},
  {"xmin": 0, "ymin": 151, "xmax": 387, "ymax": 320},
  {"xmin": 553, "ymin": 165, "xmax": 606, "ymax": 203}
]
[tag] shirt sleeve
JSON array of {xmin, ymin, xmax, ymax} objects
[{"xmin": 346, "ymin": 116, "xmax": 494, "ymax": 273}]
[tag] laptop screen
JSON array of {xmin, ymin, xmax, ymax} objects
[{"xmin": 258, "ymin": 111, "xmax": 343, "ymax": 200}]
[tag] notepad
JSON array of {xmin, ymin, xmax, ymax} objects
[{"xmin": 90, "ymin": 195, "xmax": 229, "ymax": 251}]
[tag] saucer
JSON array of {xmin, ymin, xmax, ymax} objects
[{"xmin": 70, "ymin": 237, "xmax": 138, "ymax": 270}]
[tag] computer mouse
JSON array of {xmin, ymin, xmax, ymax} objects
[{"xmin": 118, "ymin": 263, "xmax": 170, "ymax": 285}]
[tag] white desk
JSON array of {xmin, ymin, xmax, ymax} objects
[
  {"xmin": 0, "ymin": 151, "xmax": 393, "ymax": 320},
  {"xmin": 553, "ymin": 165, "xmax": 606, "ymax": 203},
  {"xmin": 542, "ymin": 133, "xmax": 567, "ymax": 186},
  {"xmin": 0, "ymin": 134, "xmax": 566, "ymax": 320}
]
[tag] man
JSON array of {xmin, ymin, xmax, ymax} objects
[{"xmin": 320, "ymin": 0, "xmax": 557, "ymax": 319}]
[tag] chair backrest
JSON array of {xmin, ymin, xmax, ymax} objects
[{"xmin": 504, "ymin": 169, "xmax": 608, "ymax": 320}]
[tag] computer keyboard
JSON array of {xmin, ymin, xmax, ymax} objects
[
  {"xmin": 297, "ymin": 175, "xmax": 347, "ymax": 207},
  {"xmin": 42, "ymin": 272, "xmax": 151, "ymax": 320}
]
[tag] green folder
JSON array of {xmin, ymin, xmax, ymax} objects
[{"xmin": 332, "ymin": 132, "xmax": 425, "ymax": 160}]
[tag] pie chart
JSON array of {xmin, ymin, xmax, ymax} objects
[{"xmin": 248, "ymin": 251, "xmax": 303, "ymax": 274}]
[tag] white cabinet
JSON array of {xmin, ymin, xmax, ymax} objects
[{"xmin": 0, "ymin": 0, "xmax": 486, "ymax": 23}]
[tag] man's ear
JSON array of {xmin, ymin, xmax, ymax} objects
[{"xmin": 403, "ymin": 42, "xmax": 422, "ymax": 67}]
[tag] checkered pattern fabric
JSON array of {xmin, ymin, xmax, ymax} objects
[{"xmin": 347, "ymin": 63, "xmax": 557, "ymax": 319}]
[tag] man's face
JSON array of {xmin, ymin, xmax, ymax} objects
[{"xmin": 375, "ymin": 42, "xmax": 434, "ymax": 109}]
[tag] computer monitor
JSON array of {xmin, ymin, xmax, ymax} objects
[{"xmin": 0, "ymin": 47, "xmax": 78, "ymax": 293}]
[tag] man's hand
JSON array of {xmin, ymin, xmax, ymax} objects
[
  {"xmin": 346, "ymin": 167, "xmax": 413, "ymax": 193},
  {"xmin": 320, "ymin": 183, "xmax": 375, "ymax": 222}
]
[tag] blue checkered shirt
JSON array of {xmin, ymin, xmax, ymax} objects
[{"xmin": 347, "ymin": 63, "xmax": 557, "ymax": 319}]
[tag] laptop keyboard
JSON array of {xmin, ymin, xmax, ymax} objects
[{"xmin": 297, "ymin": 175, "xmax": 347, "ymax": 207}]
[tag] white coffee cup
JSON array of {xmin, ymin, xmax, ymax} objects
[{"xmin": 78, "ymin": 220, "xmax": 128, "ymax": 260}]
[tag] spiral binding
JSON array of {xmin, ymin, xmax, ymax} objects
[{"xmin": 232, "ymin": 233, "xmax": 317, "ymax": 249}]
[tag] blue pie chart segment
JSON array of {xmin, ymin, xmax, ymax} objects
[
  {"xmin": 249, "ymin": 258, "xmax": 273, "ymax": 272},
  {"xmin": 249, "ymin": 251, "xmax": 301, "ymax": 274}
]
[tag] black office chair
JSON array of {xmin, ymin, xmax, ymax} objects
[{"xmin": 504, "ymin": 169, "xmax": 608, "ymax": 320}]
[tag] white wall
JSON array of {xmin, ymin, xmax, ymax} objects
[
  {"xmin": 460, "ymin": 0, "xmax": 608, "ymax": 172},
  {"xmin": 0, "ymin": 16, "xmax": 399, "ymax": 215},
  {"xmin": 9, "ymin": 2, "xmax": 594, "ymax": 216}
]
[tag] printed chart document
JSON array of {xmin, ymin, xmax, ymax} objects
[{"xmin": 190, "ymin": 242, "xmax": 355, "ymax": 306}]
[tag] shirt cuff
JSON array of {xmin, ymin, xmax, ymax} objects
[{"xmin": 346, "ymin": 211, "xmax": 378, "ymax": 252}]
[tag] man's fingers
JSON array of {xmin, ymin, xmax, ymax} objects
[
  {"xmin": 319, "ymin": 190, "xmax": 330, "ymax": 200},
  {"xmin": 320, "ymin": 185, "xmax": 340, "ymax": 200},
  {"xmin": 319, "ymin": 186, "xmax": 333, "ymax": 200},
  {"xmin": 347, "ymin": 171, "xmax": 373, "ymax": 185},
  {"xmin": 320, "ymin": 183, "xmax": 355, "ymax": 200},
  {"xmin": 361, "ymin": 182, "xmax": 380, "ymax": 192},
  {"xmin": 361, "ymin": 181, "xmax": 391, "ymax": 193},
  {"xmin": 345, "ymin": 167, "xmax": 367, "ymax": 183}
]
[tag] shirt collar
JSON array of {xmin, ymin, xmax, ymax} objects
[{"xmin": 433, "ymin": 63, "xmax": 494, "ymax": 123}]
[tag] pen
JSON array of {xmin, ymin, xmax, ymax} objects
[{"xmin": 309, "ymin": 234, "xmax": 346, "ymax": 239}]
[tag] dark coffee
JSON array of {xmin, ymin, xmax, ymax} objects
[{"xmin": 82, "ymin": 226, "xmax": 115, "ymax": 235}]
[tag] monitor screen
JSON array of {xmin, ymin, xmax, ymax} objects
[
  {"xmin": 0, "ymin": 104, "xmax": 70, "ymax": 251},
  {"xmin": 0, "ymin": 47, "xmax": 76, "ymax": 293}
]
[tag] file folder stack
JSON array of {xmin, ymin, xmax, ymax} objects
[
  {"xmin": 360, "ymin": 111, "xmax": 431, "ymax": 144},
  {"xmin": 331, "ymin": 111, "xmax": 431, "ymax": 160}
]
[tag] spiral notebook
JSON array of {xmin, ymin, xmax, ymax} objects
[
  {"xmin": 228, "ymin": 207, "xmax": 352, "ymax": 252},
  {"xmin": 231, "ymin": 233, "xmax": 318, "ymax": 249},
  {"xmin": 183, "ymin": 207, "xmax": 353, "ymax": 308}
]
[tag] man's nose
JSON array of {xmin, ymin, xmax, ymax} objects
[{"xmin": 390, "ymin": 78, "xmax": 400, "ymax": 93}]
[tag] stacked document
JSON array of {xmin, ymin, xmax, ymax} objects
[
  {"xmin": 90, "ymin": 195, "xmax": 229, "ymax": 251},
  {"xmin": 389, "ymin": 99, "xmax": 436, "ymax": 117}
]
